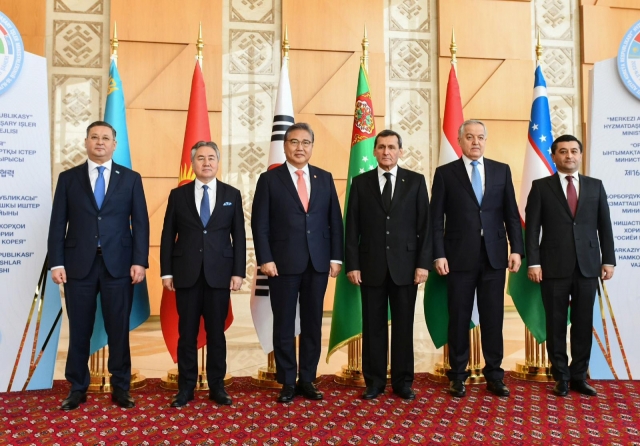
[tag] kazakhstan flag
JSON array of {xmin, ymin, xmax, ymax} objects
[{"xmin": 89, "ymin": 59, "xmax": 150, "ymax": 353}]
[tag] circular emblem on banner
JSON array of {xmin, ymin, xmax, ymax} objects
[
  {"xmin": 618, "ymin": 20, "xmax": 640, "ymax": 100},
  {"xmin": 354, "ymin": 99, "xmax": 374, "ymax": 135},
  {"xmin": 0, "ymin": 12, "xmax": 24, "ymax": 96}
]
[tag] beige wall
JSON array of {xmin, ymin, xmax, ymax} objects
[{"xmin": 0, "ymin": 0, "xmax": 46, "ymax": 56}]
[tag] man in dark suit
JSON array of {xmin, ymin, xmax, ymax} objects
[
  {"xmin": 431, "ymin": 119, "xmax": 524, "ymax": 398},
  {"xmin": 345, "ymin": 129, "xmax": 431, "ymax": 400},
  {"xmin": 160, "ymin": 141, "xmax": 245, "ymax": 407},
  {"xmin": 251, "ymin": 122, "xmax": 343, "ymax": 403},
  {"xmin": 525, "ymin": 134, "xmax": 615, "ymax": 397},
  {"xmin": 48, "ymin": 121, "xmax": 149, "ymax": 410}
]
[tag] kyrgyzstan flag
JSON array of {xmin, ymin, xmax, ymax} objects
[{"xmin": 160, "ymin": 62, "xmax": 234, "ymax": 363}]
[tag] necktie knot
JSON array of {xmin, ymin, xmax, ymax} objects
[
  {"xmin": 383, "ymin": 172, "xmax": 392, "ymax": 181},
  {"xmin": 470, "ymin": 160, "xmax": 479, "ymax": 167},
  {"xmin": 97, "ymin": 166, "xmax": 105, "ymax": 175},
  {"xmin": 566, "ymin": 175, "xmax": 574, "ymax": 183},
  {"xmin": 296, "ymin": 170, "xmax": 304, "ymax": 178},
  {"xmin": 202, "ymin": 184, "xmax": 208, "ymax": 192}
]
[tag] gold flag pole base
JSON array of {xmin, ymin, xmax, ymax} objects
[
  {"xmin": 334, "ymin": 364, "xmax": 366, "ymax": 387},
  {"xmin": 160, "ymin": 346, "xmax": 233, "ymax": 390},
  {"xmin": 87, "ymin": 348, "xmax": 147, "ymax": 393},
  {"xmin": 251, "ymin": 352, "xmax": 282, "ymax": 389},
  {"xmin": 427, "ymin": 327, "xmax": 486, "ymax": 384},
  {"xmin": 510, "ymin": 327, "xmax": 554, "ymax": 382},
  {"xmin": 333, "ymin": 335, "xmax": 393, "ymax": 388}
]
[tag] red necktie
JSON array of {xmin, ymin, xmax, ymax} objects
[
  {"xmin": 566, "ymin": 175, "xmax": 578, "ymax": 217},
  {"xmin": 296, "ymin": 170, "xmax": 309, "ymax": 211}
]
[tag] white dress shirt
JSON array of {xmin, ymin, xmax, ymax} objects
[
  {"xmin": 462, "ymin": 154, "xmax": 485, "ymax": 194},
  {"xmin": 557, "ymin": 171, "xmax": 580, "ymax": 198},
  {"xmin": 194, "ymin": 177, "xmax": 217, "ymax": 217},
  {"xmin": 377, "ymin": 165, "xmax": 399, "ymax": 198},
  {"xmin": 286, "ymin": 161, "xmax": 311, "ymax": 199},
  {"xmin": 52, "ymin": 159, "xmax": 113, "ymax": 271}
]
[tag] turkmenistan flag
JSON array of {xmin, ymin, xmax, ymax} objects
[
  {"xmin": 424, "ymin": 64, "xmax": 463, "ymax": 348},
  {"xmin": 327, "ymin": 63, "xmax": 377, "ymax": 360},
  {"xmin": 507, "ymin": 65, "xmax": 555, "ymax": 343},
  {"xmin": 89, "ymin": 58, "xmax": 150, "ymax": 354}
]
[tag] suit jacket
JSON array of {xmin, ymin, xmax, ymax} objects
[
  {"xmin": 160, "ymin": 180, "xmax": 246, "ymax": 289},
  {"xmin": 251, "ymin": 163, "xmax": 343, "ymax": 275},
  {"xmin": 345, "ymin": 167, "xmax": 431, "ymax": 287},
  {"xmin": 48, "ymin": 161, "xmax": 149, "ymax": 279},
  {"xmin": 525, "ymin": 173, "xmax": 615, "ymax": 279},
  {"xmin": 430, "ymin": 158, "xmax": 524, "ymax": 271}
]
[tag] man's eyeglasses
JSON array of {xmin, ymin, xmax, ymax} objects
[{"xmin": 286, "ymin": 139, "xmax": 313, "ymax": 148}]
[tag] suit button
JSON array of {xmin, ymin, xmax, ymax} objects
[
  {"xmin": 203, "ymin": 230, "xmax": 207, "ymax": 234},
  {"xmin": 573, "ymin": 223, "xmax": 576, "ymax": 226},
  {"xmin": 307, "ymin": 230, "xmax": 311, "ymax": 234},
  {"xmin": 94, "ymin": 235, "xmax": 98, "ymax": 238},
  {"xmin": 386, "ymin": 231, "xmax": 389, "ymax": 234},
  {"xmin": 386, "ymin": 246, "xmax": 390, "ymax": 249},
  {"xmin": 387, "ymin": 216, "xmax": 390, "ymax": 220},
  {"xmin": 98, "ymin": 216, "xmax": 102, "ymax": 220},
  {"xmin": 199, "ymin": 249, "xmax": 203, "ymax": 252},
  {"xmin": 306, "ymin": 214, "xmax": 309, "ymax": 217},
  {"xmin": 479, "ymin": 210, "xmax": 482, "ymax": 214}
]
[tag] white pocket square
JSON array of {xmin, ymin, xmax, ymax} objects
[{"xmin": 223, "ymin": 202, "xmax": 233, "ymax": 206}]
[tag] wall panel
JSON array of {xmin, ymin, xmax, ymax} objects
[{"xmin": 0, "ymin": 0, "xmax": 46, "ymax": 56}]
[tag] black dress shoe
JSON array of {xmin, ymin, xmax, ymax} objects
[
  {"xmin": 393, "ymin": 387, "xmax": 416, "ymax": 400},
  {"xmin": 362, "ymin": 386, "xmax": 385, "ymax": 400},
  {"xmin": 61, "ymin": 390, "xmax": 87, "ymax": 411},
  {"xmin": 296, "ymin": 381, "xmax": 323, "ymax": 400},
  {"xmin": 449, "ymin": 380, "xmax": 466, "ymax": 397},
  {"xmin": 277, "ymin": 384, "xmax": 296, "ymax": 403},
  {"xmin": 486, "ymin": 379, "xmax": 510, "ymax": 397},
  {"xmin": 170, "ymin": 391, "xmax": 194, "ymax": 407},
  {"xmin": 112, "ymin": 387, "xmax": 135, "ymax": 408},
  {"xmin": 570, "ymin": 380, "xmax": 597, "ymax": 396},
  {"xmin": 553, "ymin": 380, "xmax": 569, "ymax": 397},
  {"xmin": 209, "ymin": 387, "xmax": 233, "ymax": 405}
]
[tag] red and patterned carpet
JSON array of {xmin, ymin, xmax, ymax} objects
[{"xmin": 1, "ymin": 373, "xmax": 639, "ymax": 444}]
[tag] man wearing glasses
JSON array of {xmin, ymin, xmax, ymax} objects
[{"xmin": 252, "ymin": 122, "xmax": 343, "ymax": 403}]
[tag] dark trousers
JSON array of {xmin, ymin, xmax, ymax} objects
[
  {"xmin": 175, "ymin": 270, "xmax": 230, "ymax": 392},
  {"xmin": 361, "ymin": 272, "xmax": 417, "ymax": 390},
  {"xmin": 446, "ymin": 239, "xmax": 506, "ymax": 381},
  {"xmin": 541, "ymin": 265, "xmax": 597, "ymax": 381},
  {"xmin": 64, "ymin": 253, "xmax": 133, "ymax": 392},
  {"xmin": 268, "ymin": 260, "xmax": 328, "ymax": 385}
]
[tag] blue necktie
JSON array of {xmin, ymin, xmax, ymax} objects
[
  {"xmin": 470, "ymin": 160, "xmax": 483, "ymax": 205},
  {"xmin": 95, "ymin": 166, "xmax": 106, "ymax": 209},
  {"xmin": 200, "ymin": 184, "xmax": 210, "ymax": 227}
]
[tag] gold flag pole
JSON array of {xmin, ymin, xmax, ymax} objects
[
  {"xmin": 427, "ymin": 29, "xmax": 484, "ymax": 385},
  {"xmin": 251, "ymin": 25, "xmax": 290, "ymax": 389},
  {"xmin": 88, "ymin": 23, "xmax": 146, "ymax": 392},
  {"xmin": 161, "ymin": 24, "xmax": 231, "ymax": 391},
  {"xmin": 511, "ymin": 29, "xmax": 553, "ymax": 382}
]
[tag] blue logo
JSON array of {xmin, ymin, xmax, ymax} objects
[
  {"xmin": 0, "ymin": 12, "xmax": 24, "ymax": 96},
  {"xmin": 618, "ymin": 20, "xmax": 640, "ymax": 100}
]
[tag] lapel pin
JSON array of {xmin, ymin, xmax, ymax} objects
[
  {"xmin": 402, "ymin": 179, "xmax": 405, "ymax": 182},
  {"xmin": 115, "ymin": 170, "xmax": 120, "ymax": 174},
  {"xmin": 314, "ymin": 175, "xmax": 317, "ymax": 178}
]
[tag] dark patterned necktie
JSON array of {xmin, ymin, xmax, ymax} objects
[
  {"xmin": 566, "ymin": 175, "xmax": 578, "ymax": 217},
  {"xmin": 382, "ymin": 172, "xmax": 392, "ymax": 212}
]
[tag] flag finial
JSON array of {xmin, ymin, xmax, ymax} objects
[
  {"xmin": 282, "ymin": 24, "xmax": 289, "ymax": 60},
  {"xmin": 110, "ymin": 22, "xmax": 118, "ymax": 60},
  {"xmin": 450, "ymin": 28, "xmax": 457, "ymax": 65},
  {"xmin": 196, "ymin": 22, "xmax": 204, "ymax": 65},
  {"xmin": 536, "ymin": 28, "xmax": 543, "ymax": 63},
  {"xmin": 361, "ymin": 24, "xmax": 369, "ymax": 73}
]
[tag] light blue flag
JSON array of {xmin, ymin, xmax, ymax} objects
[{"xmin": 89, "ymin": 60, "xmax": 150, "ymax": 354}]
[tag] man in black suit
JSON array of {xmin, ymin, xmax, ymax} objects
[
  {"xmin": 251, "ymin": 122, "xmax": 343, "ymax": 403},
  {"xmin": 431, "ymin": 119, "xmax": 524, "ymax": 398},
  {"xmin": 525, "ymin": 134, "xmax": 615, "ymax": 397},
  {"xmin": 345, "ymin": 129, "xmax": 431, "ymax": 400},
  {"xmin": 48, "ymin": 121, "xmax": 149, "ymax": 410},
  {"xmin": 160, "ymin": 141, "xmax": 245, "ymax": 407}
]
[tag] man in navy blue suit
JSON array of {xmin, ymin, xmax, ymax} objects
[
  {"xmin": 251, "ymin": 122, "xmax": 343, "ymax": 403},
  {"xmin": 430, "ymin": 120, "xmax": 524, "ymax": 398},
  {"xmin": 48, "ymin": 121, "xmax": 149, "ymax": 410},
  {"xmin": 160, "ymin": 141, "xmax": 245, "ymax": 407}
]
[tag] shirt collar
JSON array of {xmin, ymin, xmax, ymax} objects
[
  {"xmin": 377, "ymin": 165, "xmax": 399, "ymax": 178},
  {"xmin": 286, "ymin": 161, "xmax": 309, "ymax": 176},
  {"xmin": 558, "ymin": 171, "xmax": 579, "ymax": 183},
  {"xmin": 195, "ymin": 177, "xmax": 217, "ymax": 190},
  {"xmin": 87, "ymin": 158, "xmax": 112, "ymax": 173},
  {"xmin": 462, "ymin": 154, "xmax": 484, "ymax": 166}
]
